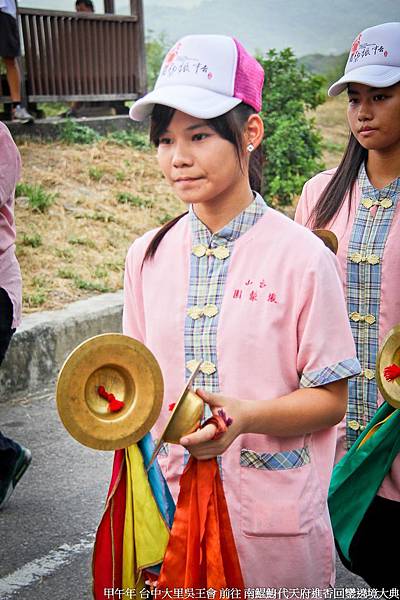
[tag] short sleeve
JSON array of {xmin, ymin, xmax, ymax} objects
[
  {"xmin": 296, "ymin": 246, "xmax": 360, "ymax": 387},
  {"xmin": 0, "ymin": 123, "xmax": 21, "ymax": 208}
]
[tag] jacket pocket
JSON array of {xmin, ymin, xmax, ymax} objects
[{"xmin": 240, "ymin": 446, "xmax": 323, "ymax": 537}]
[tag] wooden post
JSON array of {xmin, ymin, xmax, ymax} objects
[
  {"xmin": 103, "ymin": 0, "xmax": 115, "ymax": 13},
  {"xmin": 130, "ymin": 0, "xmax": 146, "ymax": 94}
]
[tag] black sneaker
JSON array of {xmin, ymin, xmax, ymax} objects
[{"xmin": 0, "ymin": 446, "xmax": 32, "ymax": 509}]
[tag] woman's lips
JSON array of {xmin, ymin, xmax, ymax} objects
[
  {"xmin": 358, "ymin": 128, "xmax": 378, "ymax": 137},
  {"xmin": 174, "ymin": 177, "xmax": 203, "ymax": 185}
]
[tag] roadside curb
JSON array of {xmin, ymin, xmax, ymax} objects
[{"xmin": 0, "ymin": 291, "xmax": 123, "ymax": 401}]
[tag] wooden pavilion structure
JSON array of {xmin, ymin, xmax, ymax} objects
[{"xmin": 0, "ymin": 0, "xmax": 146, "ymax": 109}]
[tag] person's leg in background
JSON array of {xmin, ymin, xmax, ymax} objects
[
  {"xmin": 0, "ymin": 9, "xmax": 34, "ymax": 123},
  {"xmin": 0, "ymin": 287, "xmax": 31, "ymax": 509}
]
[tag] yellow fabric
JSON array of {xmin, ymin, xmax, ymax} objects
[
  {"xmin": 357, "ymin": 412, "xmax": 395, "ymax": 449},
  {"xmin": 122, "ymin": 445, "xmax": 170, "ymax": 592}
]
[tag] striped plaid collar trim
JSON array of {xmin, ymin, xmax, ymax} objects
[
  {"xmin": 358, "ymin": 162, "xmax": 400, "ymax": 201},
  {"xmin": 189, "ymin": 192, "xmax": 267, "ymax": 246}
]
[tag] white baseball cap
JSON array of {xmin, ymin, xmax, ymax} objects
[
  {"xmin": 329, "ymin": 22, "xmax": 400, "ymax": 96},
  {"xmin": 129, "ymin": 34, "xmax": 264, "ymax": 121}
]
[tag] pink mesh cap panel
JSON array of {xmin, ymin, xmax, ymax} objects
[{"xmin": 233, "ymin": 38, "xmax": 264, "ymax": 112}]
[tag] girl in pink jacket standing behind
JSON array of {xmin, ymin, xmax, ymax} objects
[
  {"xmin": 121, "ymin": 34, "xmax": 361, "ymax": 588},
  {"xmin": 295, "ymin": 22, "xmax": 400, "ymax": 588}
]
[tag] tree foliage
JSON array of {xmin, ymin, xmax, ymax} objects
[
  {"xmin": 258, "ymin": 48, "xmax": 326, "ymax": 206},
  {"xmin": 145, "ymin": 30, "xmax": 170, "ymax": 90}
]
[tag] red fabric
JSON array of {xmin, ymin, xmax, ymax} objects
[
  {"xmin": 97, "ymin": 385, "xmax": 125, "ymax": 412},
  {"xmin": 157, "ymin": 417, "xmax": 244, "ymax": 592},
  {"xmin": 384, "ymin": 364, "xmax": 400, "ymax": 382},
  {"xmin": 92, "ymin": 449, "xmax": 126, "ymax": 599}
]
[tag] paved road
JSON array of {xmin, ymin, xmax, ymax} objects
[{"xmin": 0, "ymin": 387, "xmax": 367, "ymax": 599}]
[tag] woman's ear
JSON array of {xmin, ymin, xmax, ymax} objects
[{"xmin": 245, "ymin": 114, "xmax": 264, "ymax": 151}]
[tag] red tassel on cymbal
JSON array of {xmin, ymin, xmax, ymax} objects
[
  {"xmin": 97, "ymin": 386, "xmax": 125, "ymax": 412},
  {"xmin": 384, "ymin": 364, "xmax": 400, "ymax": 382}
]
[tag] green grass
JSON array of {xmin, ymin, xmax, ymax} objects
[
  {"xmin": 87, "ymin": 211, "xmax": 117, "ymax": 223},
  {"xmin": 115, "ymin": 170, "xmax": 126, "ymax": 182},
  {"xmin": 23, "ymin": 292, "xmax": 46, "ymax": 307},
  {"xmin": 68, "ymin": 236, "xmax": 96, "ymax": 249},
  {"xmin": 59, "ymin": 120, "xmax": 101, "ymax": 144},
  {"xmin": 37, "ymin": 102, "xmax": 68, "ymax": 117},
  {"xmin": 73, "ymin": 276, "xmax": 110, "ymax": 293},
  {"xmin": 55, "ymin": 248, "xmax": 73, "ymax": 260},
  {"xmin": 107, "ymin": 129, "xmax": 150, "ymax": 149},
  {"xmin": 21, "ymin": 232, "xmax": 42, "ymax": 247},
  {"xmin": 103, "ymin": 260, "xmax": 124, "ymax": 272},
  {"xmin": 58, "ymin": 267, "xmax": 110, "ymax": 292},
  {"xmin": 158, "ymin": 212, "xmax": 173, "ymax": 225},
  {"xmin": 88, "ymin": 166, "xmax": 104, "ymax": 181},
  {"xmin": 57, "ymin": 268, "xmax": 75, "ymax": 279},
  {"xmin": 94, "ymin": 265, "xmax": 109, "ymax": 278},
  {"xmin": 23, "ymin": 274, "xmax": 48, "ymax": 307},
  {"xmin": 15, "ymin": 182, "xmax": 56, "ymax": 212},
  {"xmin": 116, "ymin": 192, "xmax": 153, "ymax": 208}
]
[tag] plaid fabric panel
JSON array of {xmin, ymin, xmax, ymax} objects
[
  {"xmin": 240, "ymin": 447, "xmax": 311, "ymax": 470},
  {"xmin": 300, "ymin": 357, "xmax": 361, "ymax": 388},
  {"xmin": 346, "ymin": 163, "xmax": 400, "ymax": 447},
  {"xmin": 184, "ymin": 192, "xmax": 267, "ymax": 397},
  {"xmin": 183, "ymin": 193, "xmax": 267, "ymax": 469}
]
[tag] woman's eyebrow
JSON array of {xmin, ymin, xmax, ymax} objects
[
  {"xmin": 348, "ymin": 86, "xmax": 386, "ymax": 95},
  {"xmin": 185, "ymin": 123, "xmax": 209, "ymax": 131}
]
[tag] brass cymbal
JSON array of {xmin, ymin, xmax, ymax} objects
[
  {"xmin": 376, "ymin": 324, "xmax": 400, "ymax": 410},
  {"xmin": 312, "ymin": 229, "xmax": 338, "ymax": 255},
  {"xmin": 56, "ymin": 333, "xmax": 164, "ymax": 450},
  {"xmin": 148, "ymin": 361, "xmax": 204, "ymax": 469}
]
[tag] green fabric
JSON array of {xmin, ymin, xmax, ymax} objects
[{"xmin": 328, "ymin": 402, "xmax": 400, "ymax": 562}]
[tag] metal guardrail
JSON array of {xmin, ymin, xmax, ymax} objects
[{"xmin": 0, "ymin": 5, "xmax": 146, "ymax": 104}]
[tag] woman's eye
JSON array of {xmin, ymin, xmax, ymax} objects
[
  {"xmin": 373, "ymin": 94, "xmax": 386, "ymax": 101},
  {"xmin": 192, "ymin": 133, "xmax": 209, "ymax": 141},
  {"xmin": 348, "ymin": 97, "xmax": 358, "ymax": 104},
  {"xmin": 158, "ymin": 136, "xmax": 172, "ymax": 145}
]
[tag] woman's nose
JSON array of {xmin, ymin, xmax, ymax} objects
[
  {"xmin": 172, "ymin": 141, "xmax": 193, "ymax": 167},
  {"xmin": 357, "ymin": 99, "xmax": 373, "ymax": 121}
]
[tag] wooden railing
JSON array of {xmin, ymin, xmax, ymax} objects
[{"xmin": 0, "ymin": 6, "xmax": 146, "ymax": 103}]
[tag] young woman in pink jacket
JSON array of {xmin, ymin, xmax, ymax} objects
[
  {"xmin": 295, "ymin": 22, "xmax": 400, "ymax": 588},
  {"xmin": 117, "ymin": 34, "xmax": 361, "ymax": 588}
]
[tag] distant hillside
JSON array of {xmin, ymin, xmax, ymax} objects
[
  {"xmin": 144, "ymin": 0, "xmax": 399, "ymax": 56},
  {"xmin": 298, "ymin": 52, "xmax": 348, "ymax": 85}
]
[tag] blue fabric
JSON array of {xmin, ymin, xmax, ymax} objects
[
  {"xmin": 138, "ymin": 433, "xmax": 176, "ymax": 576},
  {"xmin": 138, "ymin": 432, "xmax": 175, "ymax": 528}
]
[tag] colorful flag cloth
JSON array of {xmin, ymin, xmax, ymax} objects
[
  {"xmin": 92, "ymin": 433, "xmax": 175, "ymax": 599},
  {"xmin": 157, "ymin": 429, "xmax": 244, "ymax": 592},
  {"xmin": 328, "ymin": 402, "xmax": 400, "ymax": 563}
]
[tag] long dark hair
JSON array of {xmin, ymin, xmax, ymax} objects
[
  {"xmin": 143, "ymin": 103, "xmax": 263, "ymax": 263},
  {"xmin": 308, "ymin": 132, "xmax": 367, "ymax": 228}
]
